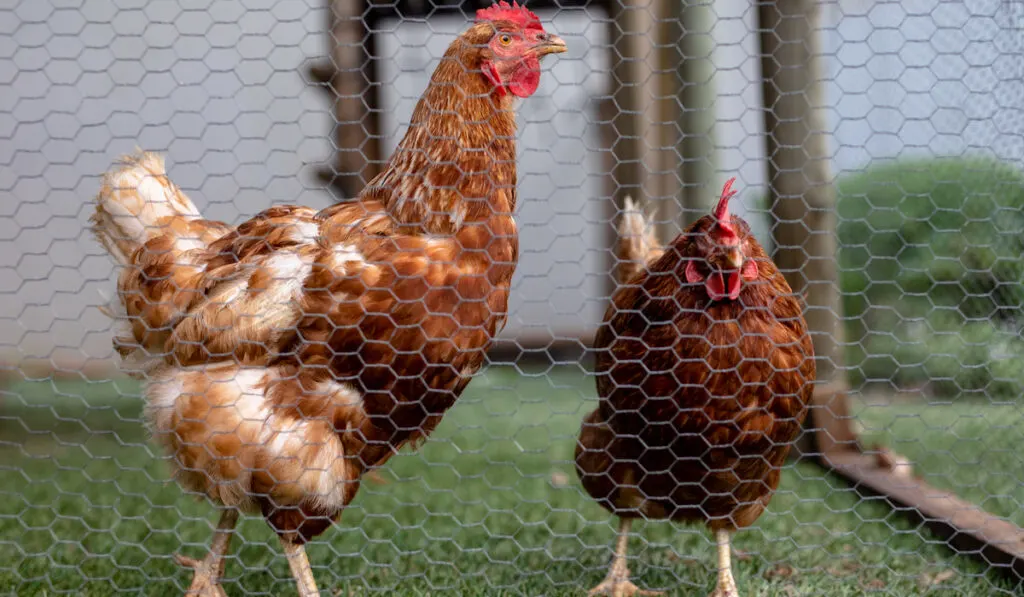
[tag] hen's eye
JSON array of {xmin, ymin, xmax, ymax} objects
[{"xmin": 498, "ymin": 34, "xmax": 513, "ymax": 46}]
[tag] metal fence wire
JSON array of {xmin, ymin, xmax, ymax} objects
[{"xmin": 2, "ymin": 0, "xmax": 1024, "ymax": 595}]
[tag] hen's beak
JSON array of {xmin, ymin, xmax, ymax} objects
[
  {"xmin": 534, "ymin": 34, "xmax": 567, "ymax": 56},
  {"xmin": 725, "ymin": 248, "xmax": 744, "ymax": 270}
]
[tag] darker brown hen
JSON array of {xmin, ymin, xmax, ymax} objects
[{"xmin": 576, "ymin": 180, "xmax": 815, "ymax": 597}]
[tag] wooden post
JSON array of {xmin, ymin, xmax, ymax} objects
[
  {"xmin": 605, "ymin": 0, "xmax": 718, "ymax": 272},
  {"xmin": 643, "ymin": 0, "xmax": 682, "ymax": 244},
  {"xmin": 757, "ymin": 0, "xmax": 856, "ymax": 455},
  {"xmin": 607, "ymin": 0, "xmax": 650, "ymax": 207},
  {"xmin": 604, "ymin": 1, "xmax": 691, "ymax": 278},
  {"xmin": 309, "ymin": 0, "xmax": 383, "ymax": 201},
  {"xmin": 602, "ymin": 0, "xmax": 651, "ymax": 295},
  {"xmin": 674, "ymin": 0, "xmax": 718, "ymax": 217}
]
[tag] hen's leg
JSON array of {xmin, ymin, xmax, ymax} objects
[
  {"xmin": 588, "ymin": 518, "xmax": 664, "ymax": 597},
  {"xmin": 281, "ymin": 538, "xmax": 320, "ymax": 597},
  {"xmin": 707, "ymin": 529, "xmax": 739, "ymax": 597},
  {"xmin": 174, "ymin": 509, "xmax": 239, "ymax": 597}
]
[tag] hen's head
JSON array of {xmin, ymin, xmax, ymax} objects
[
  {"xmin": 684, "ymin": 178, "xmax": 764, "ymax": 302},
  {"xmin": 461, "ymin": 1, "xmax": 567, "ymax": 98}
]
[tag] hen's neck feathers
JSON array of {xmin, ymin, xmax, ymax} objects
[{"xmin": 361, "ymin": 31, "xmax": 519, "ymax": 234}]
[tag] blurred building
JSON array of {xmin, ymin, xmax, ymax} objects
[{"xmin": 2, "ymin": 0, "xmax": 1021, "ymax": 371}]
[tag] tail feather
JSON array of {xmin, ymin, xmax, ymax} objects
[
  {"xmin": 614, "ymin": 197, "xmax": 663, "ymax": 285},
  {"xmin": 91, "ymin": 151, "xmax": 225, "ymax": 266},
  {"xmin": 92, "ymin": 151, "xmax": 231, "ymax": 368}
]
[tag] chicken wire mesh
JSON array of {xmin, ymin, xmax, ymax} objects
[{"xmin": 1, "ymin": 0, "xmax": 1024, "ymax": 595}]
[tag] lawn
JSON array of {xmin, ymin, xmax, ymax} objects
[{"xmin": 0, "ymin": 366, "xmax": 1020, "ymax": 596}]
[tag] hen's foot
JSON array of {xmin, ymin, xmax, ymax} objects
[
  {"xmin": 588, "ymin": 566, "xmax": 664, "ymax": 597},
  {"xmin": 587, "ymin": 578, "xmax": 663, "ymax": 597},
  {"xmin": 174, "ymin": 554, "xmax": 228, "ymax": 597},
  {"xmin": 706, "ymin": 571, "xmax": 740, "ymax": 597}
]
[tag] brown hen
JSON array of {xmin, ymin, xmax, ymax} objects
[
  {"xmin": 576, "ymin": 180, "xmax": 815, "ymax": 597},
  {"xmin": 91, "ymin": 4, "xmax": 565, "ymax": 595}
]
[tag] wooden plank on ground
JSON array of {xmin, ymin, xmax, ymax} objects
[{"xmin": 824, "ymin": 450, "xmax": 1024, "ymax": 579}]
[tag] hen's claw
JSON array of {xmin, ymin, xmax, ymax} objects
[
  {"xmin": 708, "ymin": 585, "xmax": 740, "ymax": 597},
  {"xmin": 174, "ymin": 510, "xmax": 238, "ymax": 597},
  {"xmin": 588, "ymin": 578, "xmax": 663, "ymax": 597},
  {"xmin": 588, "ymin": 562, "xmax": 663, "ymax": 597},
  {"xmin": 175, "ymin": 553, "xmax": 229, "ymax": 597},
  {"xmin": 706, "ymin": 570, "xmax": 740, "ymax": 597},
  {"xmin": 588, "ymin": 518, "xmax": 663, "ymax": 597}
]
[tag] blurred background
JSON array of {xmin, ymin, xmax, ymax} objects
[{"xmin": 2, "ymin": 0, "xmax": 1024, "ymax": 595}]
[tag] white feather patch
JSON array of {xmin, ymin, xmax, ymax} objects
[
  {"xmin": 291, "ymin": 220, "xmax": 320, "ymax": 244},
  {"xmin": 144, "ymin": 370, "xmax": 185, "ymax": 436},
  {"xmin": 332, "ymin": 244, "xmax": 364, "ymax": 263}
]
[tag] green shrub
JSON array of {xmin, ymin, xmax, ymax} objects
[{"xmin": 835, "ymin": 156, "xmax": 1024, "ymax": 397}]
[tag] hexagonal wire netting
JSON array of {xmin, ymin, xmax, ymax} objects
[{"xmin": 2, "ymin": 0, "xmax": 1024, "ymax": 595}]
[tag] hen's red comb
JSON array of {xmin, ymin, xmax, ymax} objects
[
  {"xmin": 476, "ymin": 1, "xmax": 543, "ymax": 31},
  {"xmin": 712, "ymin": 177, "xmax": 739, "ymax": 243}
]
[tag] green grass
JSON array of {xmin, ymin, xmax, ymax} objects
[{"xmin": 0, "ymin": 368, "xmax": 1021, "ymax": 596}]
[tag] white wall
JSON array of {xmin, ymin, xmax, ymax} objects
[{"xmin": 1, "ymin": 0, "xmax": 332, "ymax": 367}]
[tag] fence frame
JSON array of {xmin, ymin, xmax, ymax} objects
[{"xmin": 5, "ymin": 0, "xmax": 1024, "ymax": 589}]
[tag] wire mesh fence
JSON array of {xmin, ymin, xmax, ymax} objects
[{"xmin": 2, "ymin": 0, "xmax": 1024, "ymax": 595}]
